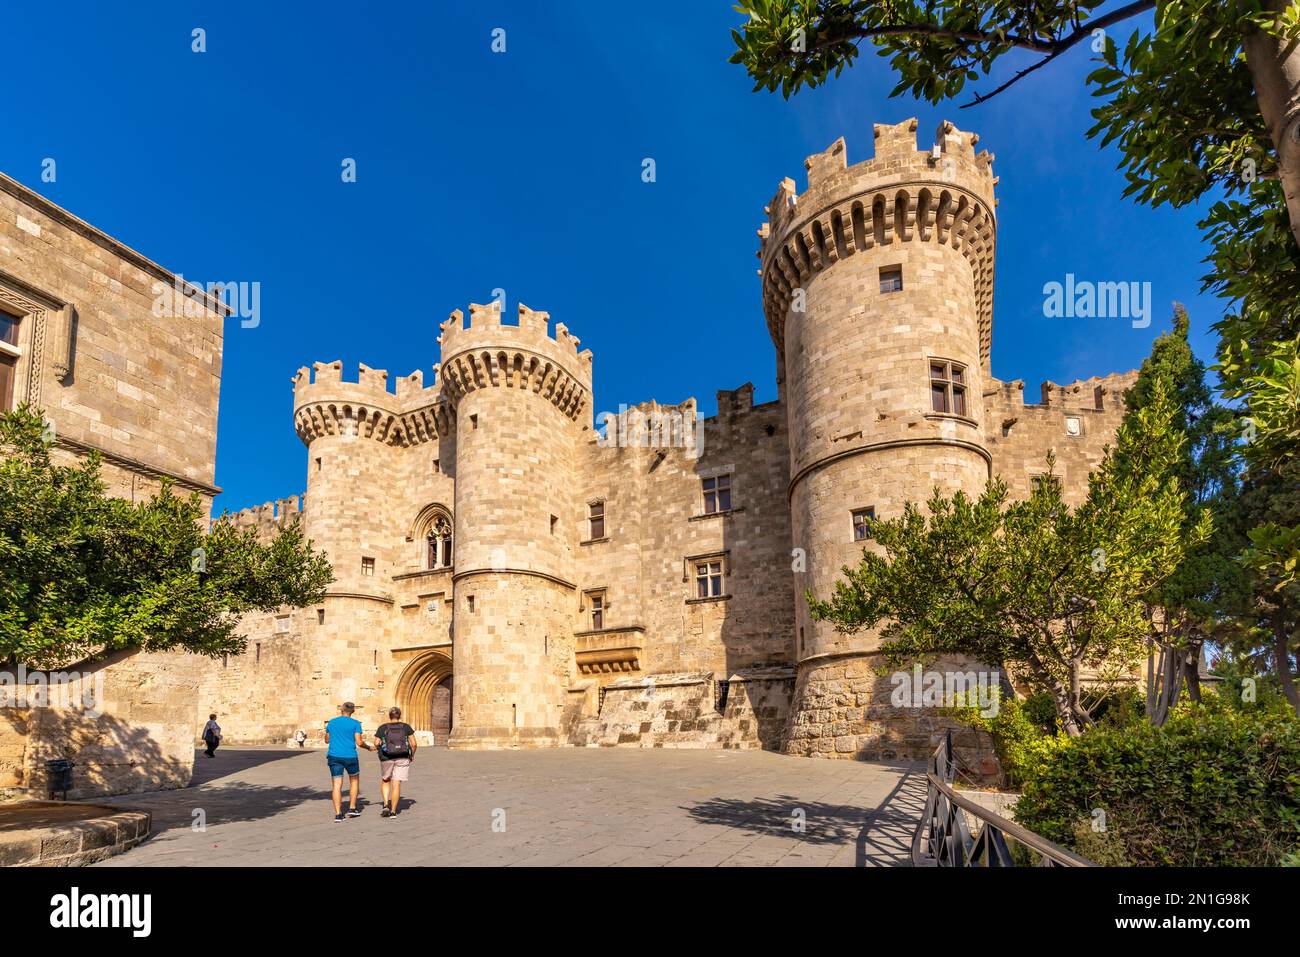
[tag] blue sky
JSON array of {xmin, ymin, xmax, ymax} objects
[{"xmin": 1, "ymin": 2, "xmax": 1220, "ymax": 512}]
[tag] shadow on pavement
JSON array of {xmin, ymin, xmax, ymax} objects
[
  {"xmin": 189, "ymin": 748, "xmax": 310, "ymax": 786},
  {"xmin": 680, "ymin": 763, "xmax": 927, "ymax": 866}
]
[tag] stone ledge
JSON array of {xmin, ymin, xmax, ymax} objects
[{"xmin": 0, "ymin": 801, "xmax": 150, "ymax": 867}]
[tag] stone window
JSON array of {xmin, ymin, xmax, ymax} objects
[
  {"xmin": 0, "ymin": 308, "xmax": 20, "ymax": 412},
  {"xmin": 426, "ymin": 514, "xmax": 453, "ymax": 569},
  {"xmin": 585, "ymin": 590, "xmax": 606, "ymax": 630},
  {"xmin": 879, "ymin": 266, "xmax": 903, "ymax": 294},
  {"xmin": 274, "ymin": 615, "xmax": 290, "ymax": 634},
  {"xmin": 361, "ymin": 556, "xmax": 375, "ymax": 576},
  {"xmin": 695, "ymin": 559, "xmax": 723, "ymax": 598},
  {"xmin": 929, "ymin": 359, "xmax": 967, "ymax": 417},
  {"xmin": 588, "ymin": 501, "xmax": 605, "ymax": 540},
  {"xmin": 852, "ymin": 507, "xmax": 876, "ymax": 542},
  {"xmin": 702, "ymin": 474, "xmax": 731, "ymax": 514}
]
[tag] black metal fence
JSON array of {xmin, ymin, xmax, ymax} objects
[{"xmin": 911, "ymin": 730, "xmax": 1094, "ymax": 867}]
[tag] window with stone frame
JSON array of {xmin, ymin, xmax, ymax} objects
[
  {"xmin": 361, "ymin": 557, "xmax": 375, "ymax": 577},
  {"xmin": 879, "ymin": 266, "xmax": 903, "ymax": 293},
  {"xmin": 929, "ymin": 359, "xmax": 967, "ymax": 417},
  {"xmin": 426, "ymin": 513, "xmax": 453, "ymax": 569},
  {"xmin": 695, "ymin": 558, "xmax": 724, "ymax": 598},
  {"xmin": 852, "ymin": 507, "xmax": 876, "ymax": 542},
  {"xmin": 585, "ymin": 589, "xmax": 606, "ymax": 630},
  {"xmin": 702, "ymin": 473, "xmax": 731, "ymax": 514},
  {"xmin": 0, "ymin": 308, "xmax": 20, "ymax": 413},
  {"xmin": 588, "ymin": 501, "xmax": 605, "ymax": 540}
]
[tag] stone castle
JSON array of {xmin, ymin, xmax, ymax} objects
[
  {"xmin": 0, "ymin": 119, "xmax": 1136, "ymax": 799},
  {"xmin": 214, "ymin": 118, "xmax": 1135, "ymax": 760}
]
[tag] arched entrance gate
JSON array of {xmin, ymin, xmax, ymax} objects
[{"xmin": 394, "ymin": 650, "xmax": 453, "ymax": 746}]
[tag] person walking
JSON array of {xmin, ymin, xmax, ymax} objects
[
  {"xmin": 324, "ymin": 701, "xmax": 373, "ymax": 822},
  {"xmin": 201, "ymin": 714, "xmax": 222, "ymax": 758},
  {"xmin": 373, "ymin": 707, "xmax": 417, "ymax": 818}
]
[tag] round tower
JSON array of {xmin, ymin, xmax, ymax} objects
[
  {"xmin": 759, "ymin": 119, "xmax": 998, "ymax": 759},
  {"xmin": 292, "ymin": 361, "xmax": 413, "ymax": 732},
  {"xmin": 436, "ymin": 300, "xmax": 593, "ymax": 749}
]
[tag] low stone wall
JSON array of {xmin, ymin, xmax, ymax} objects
[
  {"xmin": 0, "ymin": 650, "xmax": 205, "ymax": 800},
  {"xmin": 784, "ymin": 651, "xmax": 1002, "ymax": 781},
  {"xmin": 0, "ymin": 802, "xmax": 152, "ymax": 866},
  {"xmin": 572, "ymin": 669, "xmax": 794, "ymax": 750}
]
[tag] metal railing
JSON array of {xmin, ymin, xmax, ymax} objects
[{"xmin": 911, "ymin": 730, "xmax": 1094, "ymax": 867}]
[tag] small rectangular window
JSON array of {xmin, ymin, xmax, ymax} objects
[
  {"xmin": 695, "ymin": 560, "xmax": 723, "ymax": 598},
  {"xmin": 852, "ymin": 507, "xmax": 876, "ymax": 542},
  {"xmin": 586, "ymin": 590, "xmax": 606, "ymax": 631},
  {"xmin": 929, "ymin": 359, "xmax": 967, "ymax": 417},
  {"xmin": 315, "ymin": 457, "xmax": 322, "ymax": 472},
  {"xmin": 274, "ymin": 614, "xmax": 290, "ymax": 634},
  {"xmin": 317, "ymin": 609, "xmax": 326, "ymax": 625},
  {"xmin": 588, "ymin": 502, "xmax": 605, "ymax": 540},
  {"xmin": 550, "ymin": 514, "xmax": 558, "ymax": 534},
  {"xmin": 361, "ymin": 557, "xmax": 375, "ymax": 576},
  {"xmin": 702, "ymin": 474, "xmax": 731, "ymax": 514},
  {"xmin": 880, "ymin": 266, "xmax": 903, "ymax": 293},
  {"xmin": 432, "ymin": 458, "xmax": 440, "ymax": 474},
  {"xmin": 467, "ymin": 595, "xmax": 475, "ymax": 613},
  {"xmin": 470, "ymin": 414, "xmax": 479, "ymax": 429}
]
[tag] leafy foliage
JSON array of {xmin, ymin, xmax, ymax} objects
[
  {"xmin": 810, "ymin": 373, "xmax": 1208, "ymax": 734},
  {"xmin": 0, "ymin": 405, "xmax": 333, "ymax": 668},
  {"xmin": 1014, "ymin": 705, "xmax": 1300, "ymax": 866}
]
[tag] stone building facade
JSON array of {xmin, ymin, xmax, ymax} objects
[
  {"xmin": 0, "ymin": 171, "xmax": 227, "ymax": 798},
  {"xmin": 215, "ymin": 119, "xmax": 1137, "ymax": 760}
]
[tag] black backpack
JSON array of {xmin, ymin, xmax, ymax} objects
[{"xmin": 380, "ymin": 723, "xmax": 411, "ymax": 759}]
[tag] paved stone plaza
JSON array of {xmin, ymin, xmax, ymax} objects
[{"xmin": 97, "ymin": 747, "xmax": 923, "ymax": 867}]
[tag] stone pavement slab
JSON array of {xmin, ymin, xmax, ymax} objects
[{"xmin": 97, "ymin": 747, "xmax": 925, "ymax": 867}]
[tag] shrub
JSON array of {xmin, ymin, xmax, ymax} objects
[
  {"xmin": 1015, "ymin": 707, "xmax": 1300, "ymax": 866},
  {"xmin": 947, "ymin": 691, "xmax": 1066, "ymax": 790}
]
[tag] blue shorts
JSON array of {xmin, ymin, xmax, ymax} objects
[{"xmin": 327, "ymin": 755, "xmax": 360, "ymax": 778}]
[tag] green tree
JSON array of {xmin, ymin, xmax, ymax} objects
[
  {"xmin": 1122, "ymin": 306, "xmax": 1243, "ymax": 723},
  {"xmin": 0, "ymin": 405, "xmax": 333, "ymax": 669},
  {"xmin": 731, "ymin": 1, "xmax": 1300, "ymax": 613},
  {"xmin": 809, "ymin": 376, "xmax": 1208, "ymax": 735}
]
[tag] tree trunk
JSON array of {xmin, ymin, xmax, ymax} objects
[
  {"xmin": 1245, "ymin": 0, "xmax": 1300, "ymax": 251},
  {"xmin": 1273, "ymin": 611, "xmax": 1300, "ymax": 716}
]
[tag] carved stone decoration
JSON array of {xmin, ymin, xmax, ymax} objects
[{"xmin": 52, "ymin": 302, "xmax": 74, "ymax": 382}]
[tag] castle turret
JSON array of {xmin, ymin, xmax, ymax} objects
[
  {"xmin": 291, "ymin": 359, "xmax": 449, "ymax": 724},
  {"xmin": 760, "ymin": 119, "xmax": 997, "ymax": 759},
  {"xmin": 437, "ymin": 301, "xmax": 593, "ymax": 748}
]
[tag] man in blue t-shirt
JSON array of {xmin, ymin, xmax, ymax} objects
[{"xmin": 324, "ymin": 701, "xmax": 373, "ymax": 822}]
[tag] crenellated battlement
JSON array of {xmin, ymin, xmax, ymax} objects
[
  {"xmin": 436, "ymin": 301, "xmax": 593, "ymax": 421},
  {"xmin": 292, "ymin": 360, "xmax": 450, "ymax": 448},
  {"xmin": 758, "ymin": 118, "xmax": 997, "ymax": 369},
  {"xmin": 216, "ymin": 494, "xmax": 304, "ymax": 540}
]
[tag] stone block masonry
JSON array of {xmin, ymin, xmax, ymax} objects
[
  {"xmin": 0, "ymin": 118, "xmax": 1136, "ymax": 789},
  {"xmin": 204, "ymin": 120, "xmax": 1135, "ymax": 764}
]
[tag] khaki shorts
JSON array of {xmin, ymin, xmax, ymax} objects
[{"xmin": 379, "ymin": 758, "xmax": 411, "ymax": 782}]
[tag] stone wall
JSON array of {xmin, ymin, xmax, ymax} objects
[
  {"xmin": 0, "ymin": 172, "xmax": 224, "ymax": 511},
  {"xmin": 0, "ymin": 651, "xmax": 206, "ymax": 801},
  {"xmin": 572, "ymin": 669, "xmax": 795, "ymax": 750}
]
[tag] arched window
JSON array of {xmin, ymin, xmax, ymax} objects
[{"xmin": 427, "ymin": 514, "xmax": 453, "ymax": 570}]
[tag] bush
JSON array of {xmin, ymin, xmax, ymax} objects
[
  {"xmin": 1015, "ymin": 707, "xmax": 1300, "ymax": 866},
  {"xmin": 947, "ymin": 691, "xmax": 1066, "ymax": 790}
]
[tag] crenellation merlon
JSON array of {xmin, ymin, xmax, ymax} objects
[
  {"xmin": 293, "ymin": 359, "xmax": 440, "ymax": 410},
  {"xmin": 437, "ymin": 301, "xmax": 594, "ymax": 384}
]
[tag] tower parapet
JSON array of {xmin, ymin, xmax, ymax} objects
[
  {"xmin": 293, "ymin": 361, "xmax": 450, "ymax": 447},
  {"xmin": 437, "ymin": 301, "xmax": 593, "ymax": 424},
  {"xmin": 760, "ymin": 118, "xmax": 997, "ymax": 372}
]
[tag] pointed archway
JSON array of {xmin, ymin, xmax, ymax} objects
[{"xmin": 394, "ymin": 650, "xmax": 453, "ymax": 744}]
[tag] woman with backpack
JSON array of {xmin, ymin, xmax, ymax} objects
[{"xmin": 373, "ymin": 706, "xmax": 417, "ymax": 818}]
